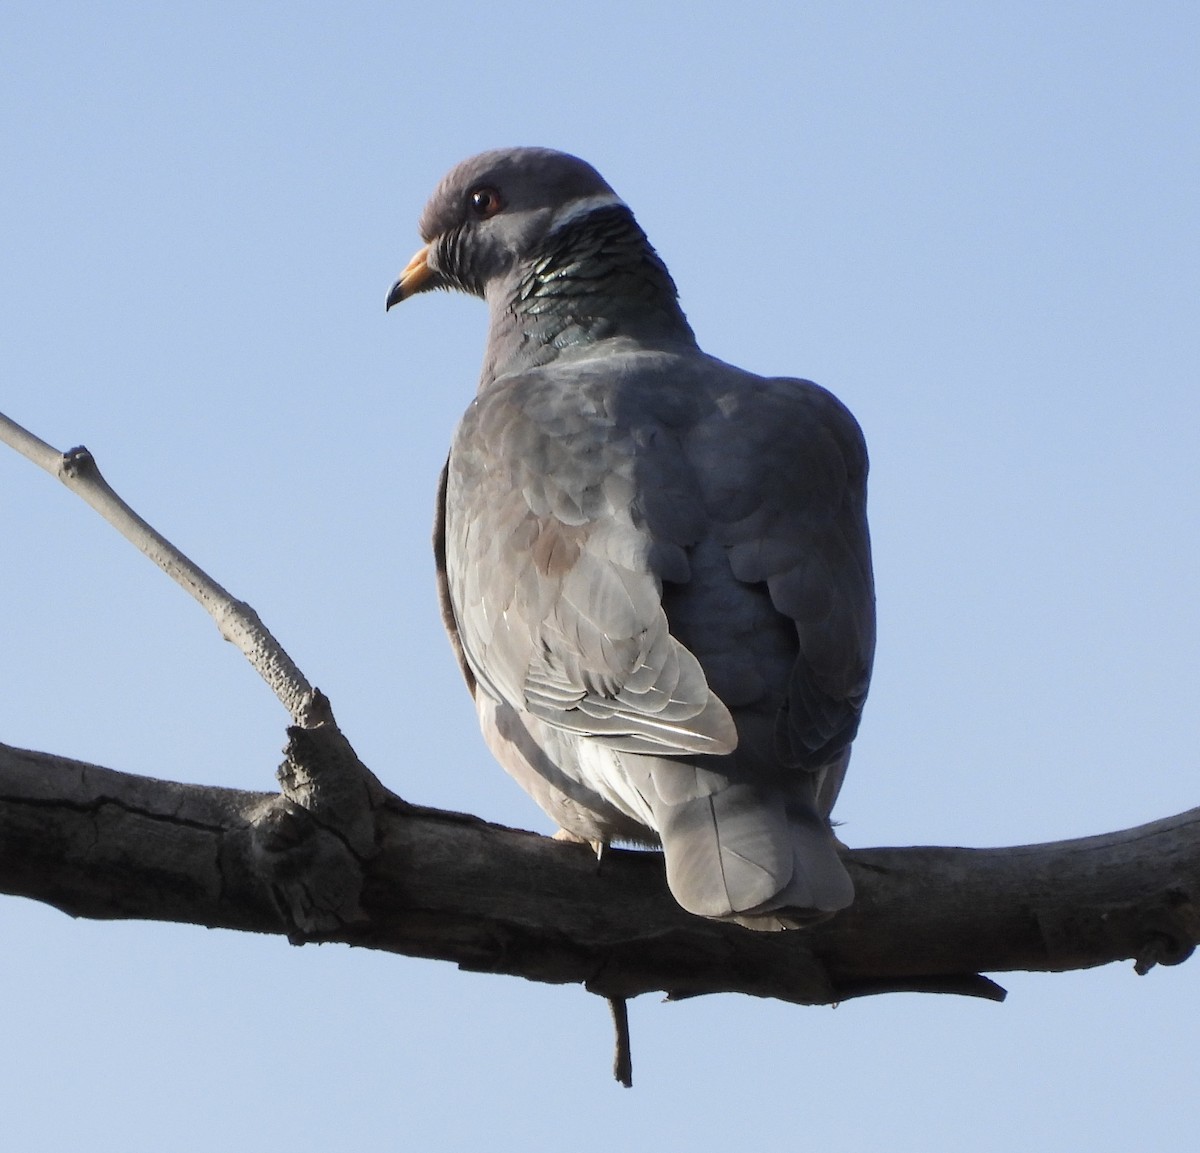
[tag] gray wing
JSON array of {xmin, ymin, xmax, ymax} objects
[
  {"xmin": 645, "ymin": 368, "xmax": 874, "ymax": 921},
  {"xmin": 442, "ymin": 362, "xmax": 738, "ymax": 760},
  {"xmin": 682, "ymin": 370, "xmax": 875, "ymax": 777}
]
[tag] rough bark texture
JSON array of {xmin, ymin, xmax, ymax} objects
[{"xmin": 2, "ymin": 735, "xmax": 1197, "ymax": 1005}]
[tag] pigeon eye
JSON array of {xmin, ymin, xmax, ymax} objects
[{"xmin": 469, "ymin": 187, "xmax": 504, "ymax": 219}]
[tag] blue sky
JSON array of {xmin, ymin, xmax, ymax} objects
[{"xmin": 2, "ymin": 3, "xmax": 1198, "ymax": 1149}]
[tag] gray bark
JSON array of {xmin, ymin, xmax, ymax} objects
[{"xmin": 2, "ymin": 723, "xmax": 1196, "ymax": 1008}]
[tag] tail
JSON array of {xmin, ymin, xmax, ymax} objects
[{"xmin": 653, "ymin": 781, "xmax": 854, "ymax": 931}]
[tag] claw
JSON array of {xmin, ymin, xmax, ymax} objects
[{"xmin": 552, "ymin": 828, "xmax": 607, "ymax": 867}]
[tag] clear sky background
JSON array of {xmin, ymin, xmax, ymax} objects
[{"xmin": 2, "ymin": 3, "xmax": 1198, "ymax": 1149}]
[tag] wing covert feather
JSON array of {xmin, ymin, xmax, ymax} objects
[{"xmin": 444, "ymin": 360, "xmax": 737, "ymax": 756}]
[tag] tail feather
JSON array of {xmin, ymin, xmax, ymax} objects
[{"xmin": 654, "ymin": 783, "xmax": 853, "ymax": 927}]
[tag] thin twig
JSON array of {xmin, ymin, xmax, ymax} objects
[
  {"xmin": 0, "ymin": 409, "xmax": 315, "ymax": 724},
  {"xmin": 607, "ymin": 996, "xmax": 633, "ymax": 1088}
]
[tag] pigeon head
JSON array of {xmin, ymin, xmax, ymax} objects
[{"xmin": 387, "ymin": 147, "xmax": 696, "ymax": 378}]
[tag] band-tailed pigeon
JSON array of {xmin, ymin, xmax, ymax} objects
[{"xmin": 387, "ymin": 147, "xmax": 874, "ymax": 929}]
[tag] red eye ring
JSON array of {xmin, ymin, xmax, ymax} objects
[{"xmin": 469, "ymin": 186, "xmax": 504, "ymax": 218}]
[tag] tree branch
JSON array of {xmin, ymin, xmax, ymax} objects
[
  {"xmin": 5, "ymin": 405, "xmax": 1199, "ymax": 1086},
  {"xmin": 3, "ymin": 740, "xmax": 1196, "ymax": 1008},
  {"xmin": 0, "ymin": 411, "xmax": 315, "ymax": 723}
]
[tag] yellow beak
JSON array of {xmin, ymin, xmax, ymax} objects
[{"xmin": 385, "ymin": 244, "xmax": 436, "ymax": 309}]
